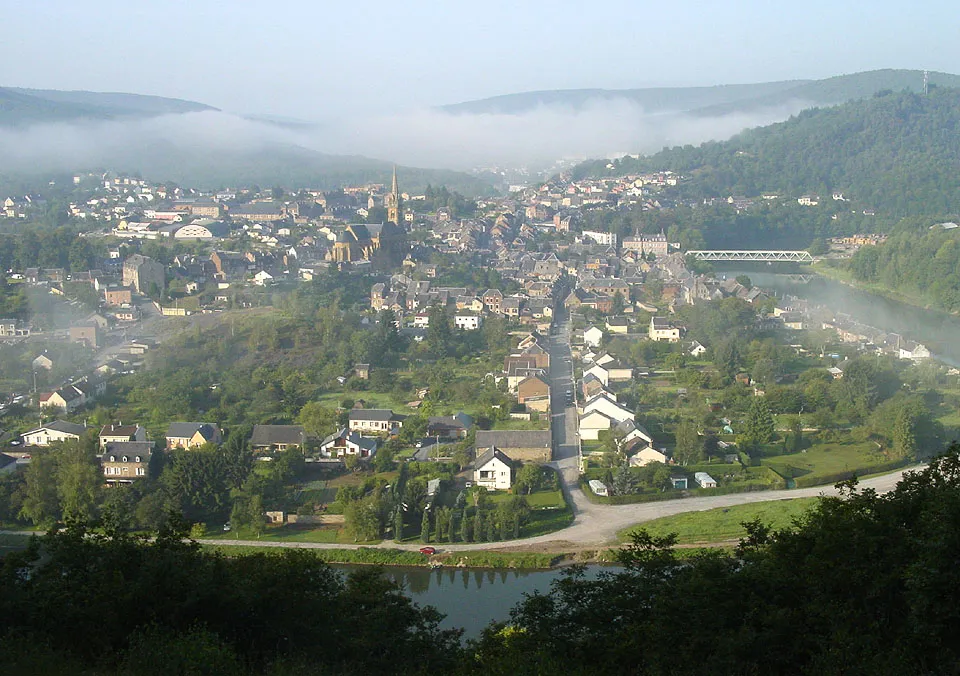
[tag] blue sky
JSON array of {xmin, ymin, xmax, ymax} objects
[{"xmin": 1, "ymin": 0, "xmax": 956, "ymax": 117}]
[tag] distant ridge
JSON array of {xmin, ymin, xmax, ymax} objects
[
  {"xmin": 441, "ymin": 69, "xmax": 960, "ymax": 117},
  {"xmin": 0, "ymin": 87, "xmax": 216, "ymax": 125}
]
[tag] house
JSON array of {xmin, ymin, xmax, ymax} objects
[
  {"xmin": 166, "ymin": 422, "xmax": 222, "ymax": 450},
  {"xmin": 694, "ymin": 471, "xmax": 717, "ymax": 488},
  {"xmin": 32, "ymin": 353, "xmax": 54, "ymax": 371},
  {"xmin": 39, "ymin": 386, "xmax": 84, "ymax": 412},
  {"xmin": 617, "ymin": 419, "xmax": 653, "ymax": 445},
  {"xmin": 687, "ymin": 340, "xmax": 707, "ymax": 357},
  {"xmin": 517, "ymin": 375, "xmax": 550, "ymax": 405},
  {"xmin": 588, "ymin": 479, "xmax": 609, "ymax": 497},
  {"xmin": 252, "ymin": 270, "xmax": 274, "ymax": 286},
  {"xmin": 348, "ymin": 409, "xmax": 405, "ymax": 435},
  {"xmin": 101, "ymin": 441, "xmax": 153, "ymax": 484},
  {"xmin": 629, "ymin": 446, "xmax": 669, "ymax": 467},
  {"xmin": 473, "ymin": 447, "xmax": 514, "ymax": 491},
  {"xmin": 426, "ymin": 412, "xmax": 474, "ymax": 440},
  {"xmin": 605, "ymin": 317, "xmax": 629, "ymax": 334},
  {"xmin": 250, "ymin": 425, "xmax": 307, "ymax": 452},
  {"xmin": 579, "ymin": 410, "xmax": 616, "ymax": 440},
  {"xmin": 70, "ymin": 323, "xmax": 101, "ymax": 349},
  {"xmin": 474, "ymin": 430, "xmax": 552, "ymax": 462},
  {"xmin": 670, "ymin": 475, "xmax": 689, "ymax": 489},
  {"xmin": 21, "ymin": 420, "xmax": 87, "ymax": 446},
  {"xmin": 354, "ymin": 363, "xmax": 370, "ymax": 380},
  {"xmin": 319, "ymin": 428, "xmax": 378, "ymax": 459},
  {"xmin": 583, "ymin": 326, "xmax": 605, "ymax": 348},
  {"xmin": 584, "ymin": 362, "xmax": 611, "ymax": 387},
  {"xmin": 649, "ymin": 316, "xmax": 681, "ymax": 342},
  {"xmin": 582, "ymin": 393, "xmax": 634, "ymax": 424},
  {"xmin": 99, "ymin": 424, "xmax": 147, "ymax": 450},
  {"xmin": 454, "ymin": 313, "xmax": 482, "ymax": 330},
  {"xmin": 601, "ymin": 360, "xmax": 633, "ymax": 382}
]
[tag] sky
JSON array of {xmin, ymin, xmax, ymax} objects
[
  {"xmin": 0, "ymin": 0, "xmax": 957, "ymax": 171},
  {"xmin": 1, "ymin": 0, "xmax": 956, "ymax": 118}
]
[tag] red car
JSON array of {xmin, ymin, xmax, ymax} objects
[{"xmin": 419, "ymin": 546, "xmax": 437, "ymax": 555}]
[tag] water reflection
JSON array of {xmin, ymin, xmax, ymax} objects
[{"xmin": 332, "ymin": 564, "xmax": 606, "ymax": 638}]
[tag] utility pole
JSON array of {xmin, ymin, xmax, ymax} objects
[{"xmin": 923, "ymin": 70, "xmax": 929, "ymax": 95}]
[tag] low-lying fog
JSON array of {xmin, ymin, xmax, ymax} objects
[{"xmin": 0, "ymin": 97, "xmax": 814, "ymax": 175}]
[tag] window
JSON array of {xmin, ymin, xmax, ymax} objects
[
  {"xmin": 122, "ymin": 456, "xmax": 128, "ymax": 462},
  {"xmin": 136, "ymin": 467, "xmax": 145, "ymax": 476},
  {"xmin": 110, "ymin": 455, "xmax": 116, "ymax": 462},
  {"xmin": 135, "ymin": 456, "xmax": 141, "ymax": 463}
]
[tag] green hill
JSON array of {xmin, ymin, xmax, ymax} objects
[
  {"xmin": 442, "ymin": 69, "xmax": 960, "ymax": 117},
  {"xmin": 575, "ymin": 86, "xmax": 960, "ymax": 217},
  {"xmin": 0, "ymin": 87, "xmax": 215, "ymax": 125}
]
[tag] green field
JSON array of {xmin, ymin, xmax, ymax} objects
[
  {"xmin": 759, "ymin": 439, "xmax": 892, "ymax": 483},
  {"xmin": 202, "ymin": 523, "xmax": 370, "ymax": 544},
  {"xmin": 618, "ymin": 497, "xmax": 821, "ymax": 544}
]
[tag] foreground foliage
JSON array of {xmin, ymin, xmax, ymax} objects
[{"xmin": 470, "ymin": 447, "xmax": 960, "ymax": 675}]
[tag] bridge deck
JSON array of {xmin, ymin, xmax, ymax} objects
[{"xmin": 687, "ymin": 250, "xmax": 814, "ymax": 262}]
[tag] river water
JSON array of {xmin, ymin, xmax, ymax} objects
[
  {"xmin": 332, "ymin": 564, "xmax": 608, "ymax": 639},
  {"xmin": 723, "ymin": 270, "xmax": 960, "ymax": 365}
]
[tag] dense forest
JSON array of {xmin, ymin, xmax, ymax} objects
[
  {"xmin": 848, "ymin": 224, "xmax": 960, "ymax": 312},
  {"xmin": 4, "ymin": 449, "xmax": 960, "ymax": 674},
  {"xmin": 575, "ymin": 87, "xmax": 960, "ymax": 218}
]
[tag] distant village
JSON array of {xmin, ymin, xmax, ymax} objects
[{"xmin": 0, "ymin": 166, "xmax": 923, "ymax": 489}]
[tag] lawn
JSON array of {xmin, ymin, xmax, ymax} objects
[
  {"xmin": 203, "ymin": 523, "xmax": 374, "ymax": 545},
  {"xmin": 618, "ymin": 497, "xmax": 821, "ymax": 544},
  {"xmin": 759, "ymin": 438, "xmax": 894, "ymax": 484}
]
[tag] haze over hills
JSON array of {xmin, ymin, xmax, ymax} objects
[
  {"xmin": 0, "ymin": 87, "xmax": 216, "ymax": 125},
  {"xmin": 3, "ymin": 69, "xmax": 960, "ymax": 190},
  {"xmin": 442, "ymin": 69, "xmax": 960, "ymax": 117}
]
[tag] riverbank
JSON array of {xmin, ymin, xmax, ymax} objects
[{"xmin": 812, "ymin": 260, "xmax": 956, "ymax": 315}]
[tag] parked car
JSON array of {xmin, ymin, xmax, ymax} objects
[
  {"xmin": 419, "ymin": 546, "xmax": 437, "ymax": 555},
  {"xmin": 222, "ymin": 523, "xmax": 232, "ymax": 532}
]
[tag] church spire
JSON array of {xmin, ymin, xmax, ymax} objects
[
  {"xmin": 386, "ymin": 166, "xmax": 402, "ymax": 226},
  {"xmin": 391, "ymin": 165, "xmax": 399, "ymax": 199}
]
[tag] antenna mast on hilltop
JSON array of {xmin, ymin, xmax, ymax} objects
[{"xmin": 923, "ymin": 70, "xmax": 929, "ymax": 95}]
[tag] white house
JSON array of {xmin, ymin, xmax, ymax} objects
[
  {"xmin": 650, "ymin": 317, "xmax": 681, "ymax": 342},
  {"xmin": 21, "ymin": 420, "xmax": 87, "ymax": 446},
  {"xmin": 579, "ymin": 410, "xmax": 616, "ymax": 441},
  {"xmin": 694, "ymin": 472, "xmax": 717, "ymax": 488},
  {"xmin": 454, "ymin": 314, "xmax": 482, "ymax": 330},
  {"xmin": 348, "ymin": 409, "xmax": 405, "ymax": 435},
  {"xmin": 687, "ymin": 340, "xmax": 707, "ymax": 357},
  {"xmin": 582, "ymin": 393, "xmax": 634, "ymax": 424},
  {"xmin": 473, "ymin": 447, "xmax": 514, "ymax": 491},
  {"xmin": 583, "ymin": 326, "xmax": 605, "ymax": 349},
  {"xmin": 252, "ymin": 270, "xmax": 274, "ymax": 286},
  {"xmin": 583, "ymin": 363, "xmax": 610, "ymax": 387},
  {"xmin": 319, "ymin": 428, "xmax": 379, "ymax": 459}
]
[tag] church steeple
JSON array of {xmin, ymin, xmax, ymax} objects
[{"xmin": 386, "ymin": 165, "xmax": 402, "ymax": 226}]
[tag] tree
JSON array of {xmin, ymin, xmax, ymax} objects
[
  {"xmin": 611, "ymin": 464, "xmax": 636, "ymax": 497},
  {"xmin": 56, "ymin": 442, "xmax": 100, "ymax": 523},
  {"xmin": 19, "ymin": 452, "xmax": 59, "ymax": 526},
  {"xmin": 893, "ymin": 407, "xmax": 918, "ymax": 459},
  {"xmin": 459, "ymin": 508, "xmax": 470, "ymax": 542},
  {"xmin": 673, "ymin": 421, "xmax": 703, "ymax": 465},
  {"xmin": 420, "ymin": 509, "xmax": 431, "ymax": 544},
  {"xmin": 610, "ymin": 291, "xmax": 626, "ymax": 315},
  {"xmin": 297, "ymin": 402, "xmax": 339, "ymax": 439},
  {"xmin": 742, "ymin": 397, "xmax": 776, "ymax": 450},
  {"xmin": 394, "ymin": 508, "xmax": 405, "ymax": 542},
  {"xmin": 735, "ymin": 275, "xmax": 752, "ymax": 290}
]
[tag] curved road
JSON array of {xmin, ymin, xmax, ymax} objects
[{"xmin": 202, "ymin": 310, "xmax": 921, "ymax": 553}]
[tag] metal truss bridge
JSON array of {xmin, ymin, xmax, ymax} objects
[{"xmin": 686, "ymin": 250, "xmax": 814, "ymax": 263}]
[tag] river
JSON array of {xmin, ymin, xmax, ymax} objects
[
  {"xmin": 720, "ymin": 269, "xmax": 960, "ymax": 365},
  {"xmin": 333, "ymin": 564, "xmax": 608, "ymax": 639}
]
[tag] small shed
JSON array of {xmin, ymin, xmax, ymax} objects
[
  {"xmin": 588, "ymin": 479, "xmax": 609, "ymax": 497},
  {"xmin": 694, "ymin": 472, "xmax": 717, "ymax": 489}
]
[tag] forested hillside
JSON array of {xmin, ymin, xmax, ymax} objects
[
  {"xmin": 575, "ymin": 87, "xmax": 960, "ymax": 218},
  {"xmin": 849, "ymin": 224, "xmax": 960, "ymax": 311}
]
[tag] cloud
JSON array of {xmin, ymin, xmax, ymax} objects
[
  {"xmin": 311, "ymin": 98, "xmax": 816, "ymax": 169},
  {"xmin": 0, "ymin": 98, "xmax": 815, "ymax": 179}
]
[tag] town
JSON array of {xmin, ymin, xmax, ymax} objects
[{"xmin": 0, "ymin": 164, "xmax": 950, "ymax": 550}]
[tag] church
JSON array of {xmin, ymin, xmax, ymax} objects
[{"xmin": 330, "ymin": 168, "xmax": 406, "ymax": 266}]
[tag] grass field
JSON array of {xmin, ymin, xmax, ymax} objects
[
  {"xmin": 202, "ymin": 523, "xmax": 372, "ymax": 545},
  {"xmin": 618, "ymin": 497, "xmax": 821, "ymax": 544},
  {"xmin": 760, "ymin": 439, "xmax": 890, "ymax": 483}
]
